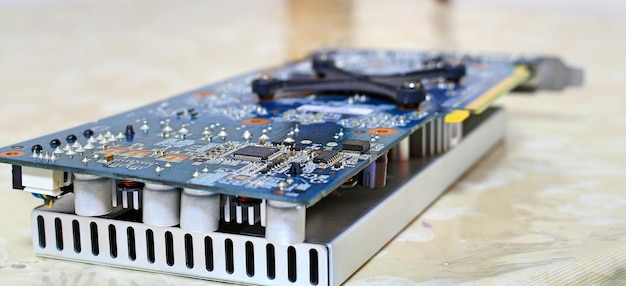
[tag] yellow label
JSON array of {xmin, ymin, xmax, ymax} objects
[{"xmin": 445, "ymin": 109, "xmax": 470, "ymax": 123}]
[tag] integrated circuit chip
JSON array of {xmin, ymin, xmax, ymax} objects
[
  {"xmin": 313, "ymin": 150, "xmax": 341, "ymax": 165},
  {"xmin": 233, "ymin": 145, "xmax": 280, "ymax": 162},
  {"xmin": 341, "ymin": 139, "xmax": 371, "ymax": 153}
]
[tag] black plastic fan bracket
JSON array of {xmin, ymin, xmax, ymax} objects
[{"xmin": 252, "ymin": 53, "xmax": 466, "ymax": 109}]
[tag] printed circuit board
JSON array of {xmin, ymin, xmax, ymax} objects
[{"xmin": 0, "ymin": 49, "xmax": 530, "ymax": 205}]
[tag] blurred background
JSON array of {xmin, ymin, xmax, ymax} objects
[
  {"xmin": 1, "ymin": 0, "xmax": 623, "ymax": 133},
  {"xmin": 0, "ymin": 0, "xmax": 624, "ymax": 285}
]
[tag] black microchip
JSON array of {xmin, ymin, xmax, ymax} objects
[
  {"xmin": 233, "ymin": 146, "xmax": 279, "ymax": 162},
  {"xmin": 342, "ymin": 139, "xmax": 370, "ymax": 153},
  {"xmin": 313, "ymin": 150, "xmax": 340, "ymax": 164}
]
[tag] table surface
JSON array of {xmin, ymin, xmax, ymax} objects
[{"xmin": 0, "ymin": 0, "xmax": 624, "ymax": 285}]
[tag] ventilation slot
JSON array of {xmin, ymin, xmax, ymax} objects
[
  {"xmin": 204, "ymin": 236, "xmax": 214, "ymax": 271},
  {"xmin": 127, "ymin": 227, "xmax": 136, "ymax": 261},
  {"xmin": 90, "ymin": 222, "xmax": 99, "ymax": 256},
  {"xmin": 245, "ymin": 241, "xmax": 254, "ymax": 277},
  {"xmin": 184, "ymin": 234, "xmax": 194, "ymax": 269},
  {"xmin": 165, "ymin": 231, "xmax": 174, "ymax": 266},
  {"xmin": 309, "ymin": 249, "xmax": 319, "ymax": 285},
  {"xmin": 225, "ymin": 238, "xmax": 234, "ymax": 274},
  {"xmin": 108, "ymin": 224, "xmax": 117, "ymax": 258},
  {"xmin": 31, "ymin": 212, "xmax": 330, "ymax": 285},
  {"xmin": 146, "ymin": 229, "xmax": 155, "ymax": 263},
  {"xmin": 36, "ymin": 215, "xmax": 46, "ymax": 248},
  {"xmin": 72, "ymin": 220, "xmax": 81, "ymax": 253},
  {"xmin": 54, "ymin": 217, "xmax": 63, "ymax": 251},
  {"xmin": 287, "ymin": 246, "xmax": 297, "ymax": 283},
  {"xmin": 266, "ymin": 244, "xmax": 276, "ymax": 280}
]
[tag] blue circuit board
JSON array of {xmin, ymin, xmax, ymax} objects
[{"xmin": 0, "ymin": 49, "xmax": 529, "ymax": 205}]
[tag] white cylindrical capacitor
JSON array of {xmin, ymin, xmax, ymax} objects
[
  {"xmin": 142, "ymin": 183, "xmax": 181, "ymax": 227},
  {"xmin": 73, "ymin": 173, "xmax": 113, "ymax": 216},
  {"xmin": 265, "ymin": 200, "xmax": 306, "ymax": 245},
  {"xmin": 179, "ymin": 188, "xmax": 220, "ymax": 232}
]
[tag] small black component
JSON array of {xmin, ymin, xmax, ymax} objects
[
  {"xmin": 12, "ymin": 165, "xmax": 24, "ymax": 190},
  {"xmin": 260, "ymin": 159, "xmax": 281, "ymax": 174},
  {"xmin": 289, "ymin": 162, "xmax": 303, "ymax": 175},
  {"xmin": 66, "ymin": 134, "xmax": 77, "ymax": 143},
  {"xmin": 251, "ymin": 76, "xmax": 282, "ymax": 99},
  {"xmin": 445, "ymin": 63, "xmax": 467, "ymax": 83},
  {"xmin": 31, "ymin": 144, "xmax": 43, "ymax": 154},
  {"xmin": 83, "ymin": 129, "xmax": 94, "ymax": 139},
  {"xmin": 271, "ymin": 140, "xmax": 294, "ymax": 147},
  {"xmin": 333, "ymin": 162, "xmax": 342, "ymax": 168},
  {"xmin": 341, "ymin": 139, "xmax": 371, "ymax": 153},
  {"xmin": 49, "ymin": 139, "xmax": 61, "ymax": 148},
  {"xmin": 311, "ymin": 54, "xmax": 336, "ymax": 73},
  {"xmin": 341, "ymin": 175, "xmax": 358, "ymax": 188},
  {"xmin": 190, "ymin": 110, "xmax": 199, "ymax": 119},
  {"xmin": 233, "ymin": 145, "xmax": 279, "ymax": 162},
  {"xmin": 59, "ymin": 184, "xmax": 73, "ymax": 194},
  {"xmin": 396, "ymin": 82, "xmax": 427, "ymax": 109},
  {"xmin": 125, "ymin": 125, "xmax": 135, "ymax": 142},
  {"xmin": 125, "ymin": 125, "xmax": 135, "ymax": 136},
  {"xmin": 313, "ymin": 150, "xmax": 340, "ymax": 164}
]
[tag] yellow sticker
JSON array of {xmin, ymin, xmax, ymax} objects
[{"xmin": 444, "ymin": 109, "xmax": 471, "ymax": 123}]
